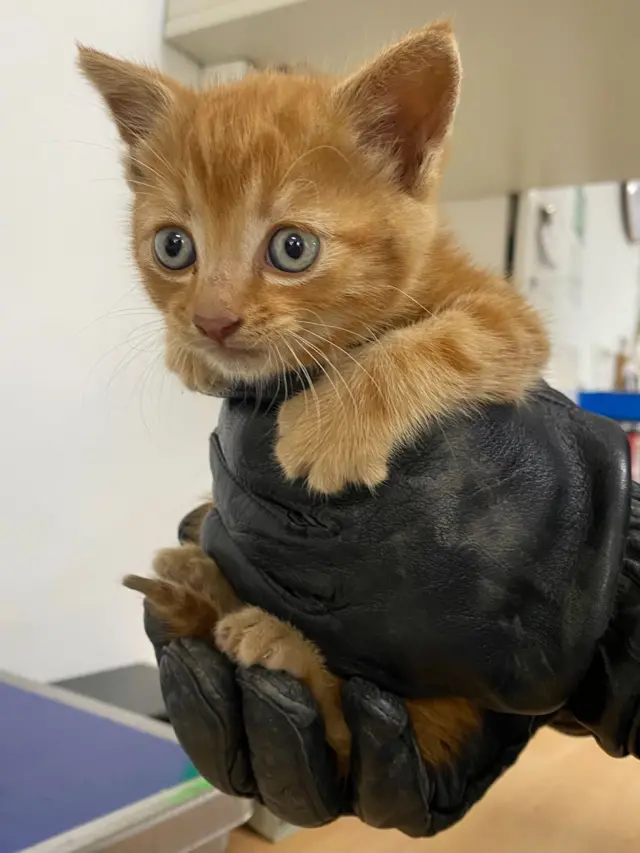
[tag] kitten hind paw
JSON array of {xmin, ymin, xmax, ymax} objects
[
  {"xmin": 122, "ymin": 570, "xmax": 218, "ymax": 638},
  {"xmin": 215, "ymin": 607, "xmax": 320, "ymax": 677}
]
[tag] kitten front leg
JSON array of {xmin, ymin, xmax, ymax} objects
[
  {"xmin": 275, "ymin": 359, "xmax": 393, "ymax": 495},
  {"xmin": 276, "ymin": 284, "xmax": 547, "ymax": 495}
]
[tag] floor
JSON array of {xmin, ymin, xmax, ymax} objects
[{"xmin": 227, "ymin": 728, "xmax": 640, "ymax": 852}]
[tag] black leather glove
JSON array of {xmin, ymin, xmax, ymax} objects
[
  {"xmin": 203, "ymin": 382, "xmax": 631, "ymax": 720},
  {"xmin": 563, "ymin": 484, "xmax": 640, "ymax": 757},
  {"xmin": 146, "ymin": 606, "xmax": 539, "ymax": 836},
  {"xmin": 145, "ymin": 383, "xmax": 639, "ymax": 835}
]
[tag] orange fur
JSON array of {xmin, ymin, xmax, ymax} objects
[{"xmin": 81, "ymin": 21, "xmax": 546, "ymax": 773}]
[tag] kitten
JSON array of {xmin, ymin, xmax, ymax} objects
[{"xmin": 79, "ymin": 21, "xmax": 548, "ymax": 771}]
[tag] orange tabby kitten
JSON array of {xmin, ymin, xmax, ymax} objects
[{"xmin": 79, "ymin": 21, "xmax": 548, "ymax": 771}]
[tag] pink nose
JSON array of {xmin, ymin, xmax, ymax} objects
[{"xmin": 194, "ymin": 314, "xmax": 242, "ymax": 344}]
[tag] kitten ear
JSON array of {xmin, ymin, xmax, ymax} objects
[
  {"xmin": 335, "ymin": 21, "xmax": 461, "ymax": 190},
  {"xmin": 77, "ymin": 46, "xmax": 176, "ymax": 147}
]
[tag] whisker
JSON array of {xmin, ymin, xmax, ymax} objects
[
  {"xmin": 278, "ymin": 333, "xmax": 322, "ymax": 430},
  {"xmin": 123, "ymin": 145, "xmax": 176, "ymax": 189},
  {"xmin": 127, "ymin": 179, "xmax": 166, "ymax": 193},
  {"xmin": 296, "ymin": 306, "xmax": 394, "ymax": 346},
  {"xmin": 65, "ymin": 139, "xmax": 121, "ymax": 155},
  {"xmin": 132, "ymin": 347, "xmax": 164, "ymax": 432},
  {"xmin": 77, "ymin": 308, "xmax": 162, "ymax": 337},
  {"xmin": 267, "ymin": 343, "xmax": 283, "ymax": 412},
  {"xmin": 84, "ymin": 322, "xmax": 163, "ymax": 395},
  {"xmin": 303, "ymin": 329, "xmax": 387, "ymax": 400},
  {"xmin": 298, "ymin": 318, "xmax": 374, "ymax": 346},
  {"xmin": 384, "ymin": 284, "xmax": 435, "ymax": 319},
  {"xmin": 104, "ymin": 339, "xmax": 151, "ymax": 396},
  {"xmin": 277, "ymin": 145, "xmax": 352, "ymax": 193},
  {"xmin": 281, "ymin": 348, "xmax": 290, "ymax": 403},
  {"xmin": 124, "ymin": 319, "xmax": 167, "ymax": 338},
  {"xmin": 134, "ymin": 132, "xmax": 180, "ymax": 182},
  {"xmin": 276, "ymin": 334, "xmax": 308, "ymax": 412},
  {"xmin": 66, "ymin": 138, "xmax": 173, "ymax": 192},
  {"xmin": 301, "ymin": 328, "xmax": 405, "ymax": 425},
  {"xmin": 285, "ymin": 177, "xmax": 321, "ymax": 206},
  {"xmin": 288, "ymin": 331, "xmax": 353, "ymax": 415}
]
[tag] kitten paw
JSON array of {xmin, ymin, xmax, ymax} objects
[
  {"xmin": 178, "ymin": 502, "xmax": 212, "ymax": 544},
  {"xmin": 123, "ymin": 544, "xmax": 233, "ymax": 637},
  {"xmin": 276, "ymin": 393, "xmax": 389, "ymax": 494},
  {"xmin": 215, "ymin": 607, "xmax": 318, "ymax": 677},
  {"xmin": 216, "ymin": 608, "xmax": 351, "ymax": 771},
  {"xmin": 122, "ymin": 573, "xmax": 200, "ymax": 636}
]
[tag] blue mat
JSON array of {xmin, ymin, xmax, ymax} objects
[{"xmin": 0, "ymin": 682, "xmax": 194, "ymax": 853}]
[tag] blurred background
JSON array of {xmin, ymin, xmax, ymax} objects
[{"xmin": 1, "ymin": 2, "xmax": 640, "ymax": 851}]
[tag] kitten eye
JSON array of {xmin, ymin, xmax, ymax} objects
[
  {"xmin": 153, "ymin": 227, "xmax": 196, "ymax": 270},
  {"xmin": 267, "ymin": 227, "xmax": 320, "ymax": 274}
]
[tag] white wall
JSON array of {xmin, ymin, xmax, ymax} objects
[
  {"xmin": 0, "ymin": 1, "xmax": 220, "ymax": 681},
  {"xmin": 443, "ymin": 197, "xmax": 509, "ymax": 275}
]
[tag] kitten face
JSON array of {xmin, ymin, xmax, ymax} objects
[{"xmin": 79, "ymin": 23, "xmax": 461, "ymax": 383}]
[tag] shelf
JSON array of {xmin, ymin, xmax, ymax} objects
[
  {"xmin": 164, "ymin": 0, "xmax": 640, "ymax": 201},
  {"xmin": 578, "ymin": 392, "xmax": 640, "ymax": 422},
  {"xmin": 165, "ymin": 0, "xmax": 305, "ymax": 41}
]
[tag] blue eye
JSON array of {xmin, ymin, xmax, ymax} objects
[
  {"xmin": 154, "ymin": 227, "xmax": 196, "ymax": 270},
  {"xmin": 267, "ymin": 227, "xmax": 320, "ymax": 273}
]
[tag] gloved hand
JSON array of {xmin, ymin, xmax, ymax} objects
[
  {"xmin": 564, "ymin": 491, "xmax": 640, "ymax": 757},
  {"xmin": 146, "ymin": 383, "xmax": 640, "ymax": 835},
  {"xmin": 203, "ymin": 382, "xmax": 632, "ymax": 721},
  {"xmin": 146, "ymin": 605, "xmax": 539, "ymax": 836}
]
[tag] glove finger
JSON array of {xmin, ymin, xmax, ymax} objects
[
  {"xmin": 343, "ymin": 677, "xmax": 433, "ymax": 837},
  {"xmin": 238, "ymin": 666, "xmax": 346, "ymax": 827},
  {"xmin": 345, "ymin": 678, "xmax": 542, "ymax": 838},
  {"xmin": 430, "ymin": 711, "xmax": 540, "ymax": 827},
  {"xmin": 158, "ymin": 636, "xmax": 257, "ymax": 799}
]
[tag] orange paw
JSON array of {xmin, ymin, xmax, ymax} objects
[
  {"xmin": 276, "ymin": 385, "xmax": 390, "ymax": 494},
  {"xmin": 215, "ymin": 607, "xmax": 321, "ymax": 678}
]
